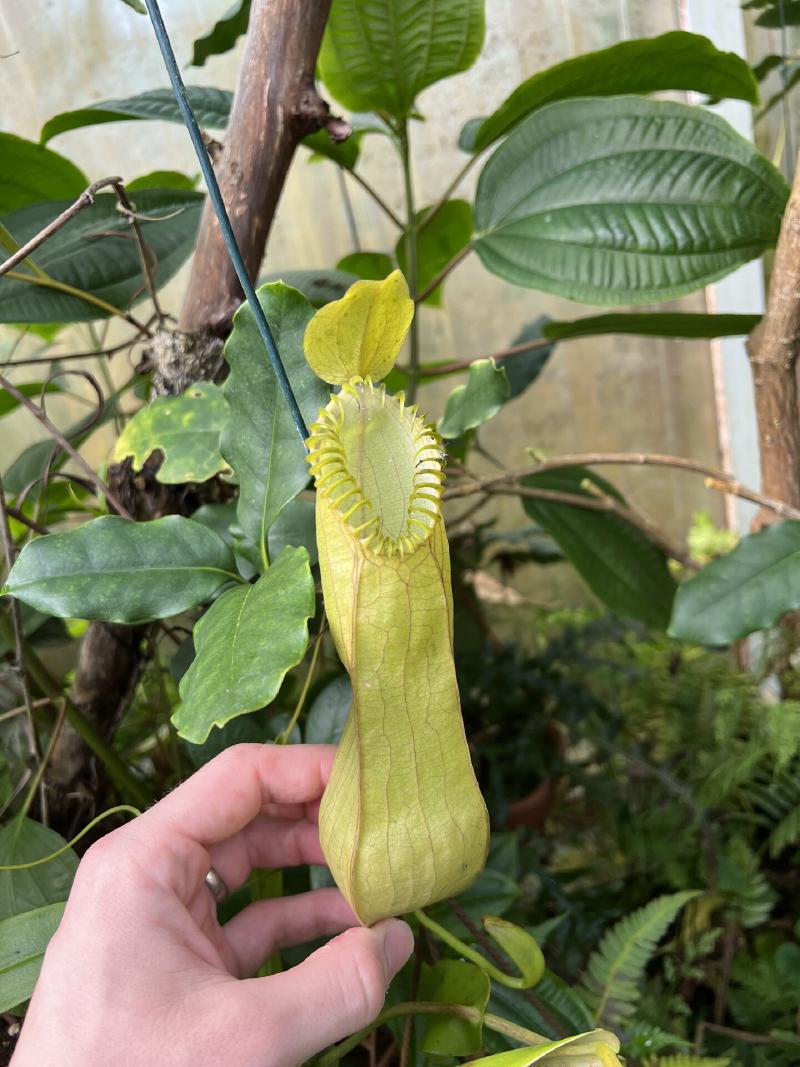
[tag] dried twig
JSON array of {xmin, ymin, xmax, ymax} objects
[
  {"xmin": 444, "ymin": 450, "xmax": 800, "ymax": 524},
  {"xmin": 0, "ymin": 374, "xmax": 133, "ymax": 519}
]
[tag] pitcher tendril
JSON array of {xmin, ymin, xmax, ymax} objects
[{"xmin": 303, "ymin": 271, "xmax": 490, "ymax": 926}]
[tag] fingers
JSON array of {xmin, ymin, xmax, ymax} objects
[
  {"xmin": 234, "ymin": 919, "xmax": 414, "ymax": 1062},
  {"xmin": 223, "ymin": 888, "xmax": 357, "ymax": 976},
  {"xmin": 207, "ymin": 815, "xmax": 326, "ymax": 893},
  {"xmin": 139, "ymin": 743, "xmax": 337, "ymax": 847}
]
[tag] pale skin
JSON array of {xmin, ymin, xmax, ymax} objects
[{"xmin": 11, "ymin": 743, "xmax": 415, "ymax": 1067}]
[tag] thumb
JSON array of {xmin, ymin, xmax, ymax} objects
[{"xmin": 245, "ymin": 919, "xmax": 414, "ymax": 1064}]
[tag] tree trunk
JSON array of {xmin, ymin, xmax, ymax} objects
[
  {"xmin": 180, "ymin": 0, "xmax": 333, "ymax": 336},
  {"xmin": 746, "ymin": 154, "xmax": 800, "ymax": 525},
  {"xmin": 48, "ymin": 0, "xmax": 334, "ymax": 830}
]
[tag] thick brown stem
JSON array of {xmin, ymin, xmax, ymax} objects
[
  {"xmin": 179, "ymin": 0, "xmax": 333, "ymax": 336},
  {"xmin": 50, "ymin": 1, "xmax": 332, "ymax": 831},
  {"xmin": 746, "ymin": 154, "xmax": 800, "ymax": 525}
]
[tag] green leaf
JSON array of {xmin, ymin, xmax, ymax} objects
[
  {"xmin": 0, "ymin": 382, "xmax": 62, "ymax": 420},
  {"xmin": 397, "ymin": 200, "xmax": 473, "ymax": 307},
  {"xmin": 543, "ymin": 312, "xmax": 761, "ymax": 342},
  {"xmin": 126, "ymin": 170, "xmax": 198, "ymax": 192},
  {"xmin": 119, "ymin": 0, "xmax": 146, "ymax": 12},
  {"xmin": 755, "ymin": 1, "xmax": 800, "ymax": 26},
  {"xmin": 259, "ymin": 269, "xmax": 358, "ymax": 308},
  {"xmin": 0, "ymin": 902, "xmax": 66, "ymax": 1014},
  {"xmin": 302, "ymin": 129, "xmax": 360, "ymax": 171},
  {"xmin": 504, "ymin": 317, "xmax": 556, "ymax": 401},
  {"xmin": 40, "ymin": 87, "xmax": 233, "ymax": 143},
  {"xmin": 460, "ymin": 1030, "xmax": 621, "ymax": 1067},
  {"xmin": 483, "ymin": 917, "xmax": 545, "ymax": 988},
  {"xmin": 113, "ymin": 382, "xmax": 229, "ymax": 484},
  {"xmin": 173, "ymin": 546, "xmax": 315, "ymax": 744},
  {"xmin": 221, "ymin": 283, "xmax": 328, "ymax": 566},
  {"xmin": 669, "ymin": 521, "xmax": 800, "ymax": 644},
  {"xmin": 0, "ymin": 134, "xmax": 87, "ymax": 214},
  {"xmin": 438, "ymin": 358, "xmax": 509, "ymax": 438},
  {"xmin": 470, "ymin": 31, "xmax": 759, "ymax": 152},
  {"xmin": 304, "ymin": 675, "xmax": 352, "ymax": 744},
  {"xmin": 521, "ymin": 467, "xmax": 677, "ymax": 629},
  {"xmin": 472, "ymin": 97, "xmax": 788, "ymax": 307},
  {"xmin": 267, "ymin": 496, "xmax": 318, "ymax": 566},
  {"xmin": 0, "ymin": 818, "xmax": 77, "ymax": 920},
  {"xmin": 581, "ymin": 890, "xmax": 698, "ymax": 1025},
  {"xmin": 419, "ymin": 960, "xmax": 491, "ymax": 1056},
  {"xmin": 717, "ymin": 837, "xmax": 776, "ymax": 928},
  {"xmin": 319, "ymin": 0, "xmax": 485, "ymax": 116},
  {"xmin": 0, "ymin": 189, "xmax": 203, "ymax": 323},
  {"xmin": 336, "ymin": 252, "xmax": 394, "ymax": 280},
  {"xmin": 2, "ymin": 515, "xmax": 237, "ymax": 624},
  {"xmin": 191, "ymin": 0, "xmax": 251, "ymax": 66}
]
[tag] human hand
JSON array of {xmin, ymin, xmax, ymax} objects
[{"xmin": 11, "ymin": 744, "xmax": 414, "ymax": 1067}]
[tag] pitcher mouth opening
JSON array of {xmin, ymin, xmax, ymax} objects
[{"xmin": 306, "ymin": 377, "xmax": 446, "ymax": 557}]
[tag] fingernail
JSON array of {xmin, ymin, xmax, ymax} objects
[{"xmin": 381, "ymin": 919, "xmax": 414, "ymax": 976}]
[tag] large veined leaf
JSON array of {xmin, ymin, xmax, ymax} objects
[
  {"xmin": 669, "ymin": 521, "xmax": 800, "ymax": 645},
  {"xmin": 521, "ymin": 467, "xmax": 677, "ymax": 629},
  {"xmin": 0, "ymin": 189, "xmax": 203, "ymax": 323},
  {"xmin": 0, "ymin": 134, "xmax": 87, "ymax": 214},
  {"xmin": 0, "ymin": 818, "xmax": 77, "ymax": 920},
  {"xmin": 221, "ymin": 283, "xmax": 328, "ymax": 567},
  {"xmin": 319, "ymin": 0, "xmax": 485, "ymax": 116},
  {"xmin": 0, "ymin": 902, "xmax": 66, "ymax": 1014},
  {"xmin": 467, "ymin": 31, "xmax": 758, "ymax": 152},
  {"xmin": 40, "ymin": 87, "xmax": 233, "ymax": 143},
  {"xmin": 113, "ymin": 382, "xmax": 229, "ymax": 484},
  {"xmin": 419, "ymin": 960, "xmax": 490, "ymax": 1056},
  {"xmin": 581, "ymin": 891, "xmax": 698, "ymax": 1025},
  {"xmin": 2, "ymin": 515, "xmax": 238, "ymax": 624},
  {"xmin": 438, "ymin": 359, "xmax": 509, "ymax": 438},
  {"xmin": 173, "ymin": 546, "xmax": 315, "ymax": 744},
  {"xmin": 458, "ymin": 1030, "xmax": 621, "ymax": 1067},
  {"xmin": 191, "ymin": 0, "xmax": 251, "ymax": 67},
  {"xmin": 396, "ymin": 200, "xmax": 473, "ymax": 307},
  {"xmin": 543, "ymin": 312, "xmax": 761, "ymax": 342},
  {"xmin": 472, "ymin": 97, "xmax": 789, "ymax": 306}
]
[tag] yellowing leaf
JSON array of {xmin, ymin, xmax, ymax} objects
[
  {"xmin": 466, "ymin": 1029, "xmax": 622, "ymax": 1067},
  {"xmin": 307, "ymin": 378, "xmax": 489, "ymax": 924},
  {"xmin": 303, "ymin": 269, "xmax": 413, "ymax": 384}
]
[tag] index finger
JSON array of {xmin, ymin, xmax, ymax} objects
[{"xmin": 140, "ymin": 743, "xmax": 337, "ymax": 846}]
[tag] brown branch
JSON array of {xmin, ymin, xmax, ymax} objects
[
  {"xmin": 746, "ymin": 151, "xmax": 800, "ymax": 524},
  {"xmin": 0, "ymin": 374, "xmax": 133, "ymax": 520},
  {"xmin": 179, "ymin": 0, "xmax": 334, "ymax": 334},
  {"xmin": 111, "ymin": 183, "xmax": 165, "ymax": 324},
  {"xmin": 0, "ymin": 474, "xmax": 42, "ymax": 809},
  {"xmin": 3, "ymin": 337, "xmax": 140, "ymax": 369},
  {"xmin": 444, "ymin": 451, "xmax": 800, "ymax": 524},
  {"xmin": 0, "ymin": 177, "xmax": 123, "ymax": 277},
  {"xmin": 414, "ymin": 244, "xmax": 472, "ymax": 304},
  {"xmin": 398, "ymin": 336, "xmax": 553, "ymax": 379}
]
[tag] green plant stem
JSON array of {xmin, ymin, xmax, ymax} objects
[
  {"xmin": 414, "ymin": 909, "xmax": 531, "ymax": 989},
  {"xmin": 277, "ymin": 618, "xmax": 326, "ymax": 744},
  {"xmin": 414, "ymin": 244, "xmax": 472, "ymax": 304},
  {"xmin": 398, "ymin": 120, "xmax": 421, "ymax": 404},
  {"xmin": 20, "ymin": 642, "xmax": 152, "ymax": 809},
  {"xmin": 346, "ymin": 169, "xmax": 404, "ymax": 229},
  {"xmin": 316, "ymin": 1001, "xmax": 549, "ymax": 1067},
  {"xmin": 418, "ymin": 153, "xmax": 480, "ymax": 233},
  {"xmin": 0, "ymin": 804, "xmax": 141, "ymax": 870}
]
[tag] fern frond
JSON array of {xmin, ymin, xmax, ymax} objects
[
  {"xmin": 622, "ymin": 1022, "xmax": 690, "ymax": 1058},
  {"xmin": 717, "ymin": 837, "xmax": 776, "ymax": 928},
  {"xmin": 581, "ymin": 891, "xmax": 698, "ymax": 1026},
  {"xmin": 770, "ymin": 803, "xmax": 800, "ymax": 856}
]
